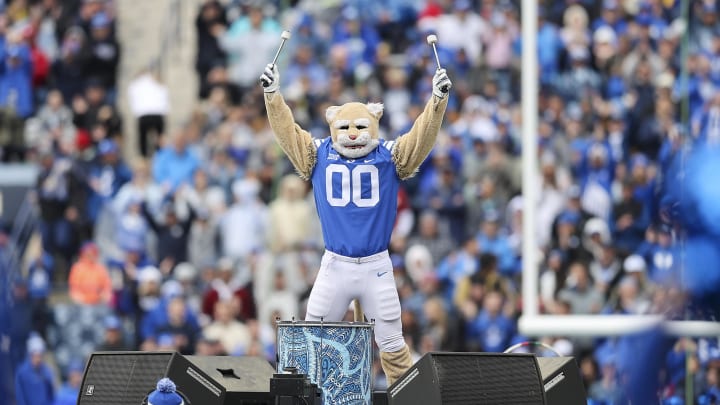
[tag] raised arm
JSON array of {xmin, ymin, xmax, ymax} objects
[
  {"xmin": 261, "ymin": 64, "xmax": 316, "ymax": 179},
  {"xmin": 392, "ymin": 69, "xmax": 451, "ymax": 180}
]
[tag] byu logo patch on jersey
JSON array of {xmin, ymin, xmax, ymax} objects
[{"xmin": 328, "ymin": 153, "xmax": 339, "ymax": 161}]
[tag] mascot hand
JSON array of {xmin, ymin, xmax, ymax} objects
[
  {"xmin": 432, "ymin": 68, "xmax": 452, "ymax": 99},
  {"xmin": 260, "ymin": 63, "xmax": 280, "ymax": 93}
]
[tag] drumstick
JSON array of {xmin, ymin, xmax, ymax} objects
[
  {"xmin": 426, "ymin": 34, "xmax": 442, "ymax": 71},
  {"xmin": 260, "ymin": 30, "xmax": 292, "ymax": 87},
  {"xmin": 353, "ymin": 299, "xmax": 364, "ymax": 322},
  {"xmin": 427, "ymin": 34, "xmax": 450, "ymax": 93},
  {"xmin": 271, "ymin": 30, "xmax": 292, "ymax": 67}
]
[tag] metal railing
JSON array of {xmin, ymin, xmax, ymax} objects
[
  {"xmin": 1, "ymin": 191, "xmax": 37, "ymax": 306},
  {"xmin": 6, "ymin": 192, "xmax": 38, "ymax": 275},
  {"xmin": 149, "ymin": 0, "xmax": 184, "ymax": 73}
]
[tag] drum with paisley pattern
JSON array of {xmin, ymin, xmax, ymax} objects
[{"xmin": 276, "ymin": 321, "xmax": 374, "ymax": 405}]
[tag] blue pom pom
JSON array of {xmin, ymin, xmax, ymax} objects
[{"xmin": 156, "ymin": 378, "xmax": 176, "ymax": 393}]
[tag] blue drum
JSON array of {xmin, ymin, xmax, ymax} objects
[{"xmin": 276, "ymin": 321, "xmax": 374, "ymax": 405}]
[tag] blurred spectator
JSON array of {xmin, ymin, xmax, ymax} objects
[
  {"xmin": 195, "ymin": 334, "xmax": 227, "ymax": 356},
  {"xmin": 187, "ymin": 206, "xmax": 219, "ymax": 273},
  {"xmin": 402, "ymin": 243, "xmax": 434, "ymax": 289},
  {"xmin": 481, "ymin": 12, "xmax": 518, "ymax": 94},
  {"xmin": 465, "ymin": 289, "xmax": 515, "ymax": 352},
  {"xmin": 538, "ymin": 8, "xmax": 563, "ymax": 85},
  {"xmin": 15, "ymin": 334, "xmax": 55, "ymax": 405},
  {"xmin": 86, "ymin": 139, "xmax": 131, "ymax": 223},
  {"xmin": 257, "ymin": 271, "xmax": 299, "ymax": 328},
  {"xmin": 588, "ymin": 353, "xmax": 622, "ymax": 404},
  {"xmin": 589, "ymin": 244, "xmax": 621, "ymax": 297},
  {"xmin": 127, "ymin": 68, "xmax": 169, "ymax": 157},
  {"xmin": 24, "ymin": 89, "xmax": 75, "ymax": 154},
  {"xmin": 202, "ymin": 300, "xmax": 251, "ymax": 355},
  {"xmin": 72, "ymin": 79, "xmax": 121, "ymax": 136},
  {"xmin": 557, "ymin": 261, "xmax": 604, "ymax": 314},
  {"xmin": 430, "ymin": 0, "xmax": 486, "ymax": 66},
  {"xmin": 141, "ymin": 198, "xmax": 195, "ymax": 275},
  {"xmin": 151, "ymin": 131, "xmax": 200, "ymax": 192},
  {"xmin": 475, "ymin": 210, "xmax": 516, "ymax": 276},
  {"xmin": 455, "ymin": 252, "xmax": 514, "ymax": 311},
  {"xmin": 136, "ymin": 266, "xmax": 164, "ymax": 337},
  {"xmin": 612, "ymin": 179, "xmax": 648, "ymax": 255},
  {"xmin": 114, "ymin": 195, "xmax": 149, "ymax": 259},
  {"xmin": 68, "ymin": 241, "xmax": 112, "ymax": 306},
  {"xmin": 436, "ymin": 237, "xmax": 478, "ymax": 304},
  {"xmin": 83, "ymin": 12, "xmax": 120, "ymax": 97},
  {"xmin": 195, "ymin": 1, "xmax": 227, "ymax": 93},
  {"xmin": 217, "ymin": 3, "xmax": 280, "ymax": 95},
  {"xmin": 420, "ymin": 163, "xmax": 467, "ymax": 245},
  {"xmin": 266, "ymin": 174, "xmax": 313, "ymax": 253},
  {"xmin": 283, "ymin": 43, "xmax": 329, "ymax": 97},
  {"xmin": 0, "ymin": 42, "xmax": 34, "ymax": 161},
  {"xmin": 151, "ymin": 296, "xmax": 200, "ymax": 355},
  {"xmin": 421, "ymin": 295, "xmax": 464, "ymax": 352},
  {"xmin": 172, "ymin": 262, "xmax": 202, "ymax": 314},
  {"xmin": 9, "ymin": 277, "xmax": 32, "ymax": 371},
  {"xmin": 201, "ymin": 257, "xmax": 256, "ymax": 322},
  {"xmin": 649, "ymin": 224, "xmax": 675, "ymax": 286},
  {"xmin": 330, "ymin": 6, "xmax": 380, "ymax": 70},
  {"xmin": 50, "ymin": 26, "xmax": 88, "ymax": 103},
  {"xmin": 539, "ymin": 249, "xmax": 567, "ymax": 313},
  {"xmin": 407, "ymin": 210, "xmax": 454, "ymax": 266},
  {"xmin": 52, "ymin": 359, "xmax": 84, "ymax": 405},
  {"xmin": 96, "ymin": 315, "xmax": 130, "ymax": 351},
  {"xmin": 219, "ymin": 177, "xmax": 267, "ymax": 261},
  {"xmin": 113, "ymin": 158, "xmax": 164, "ymax": 220},
  {"xmin": 26, "ymin": 252, "xmax": 54, "ymax": 337}
]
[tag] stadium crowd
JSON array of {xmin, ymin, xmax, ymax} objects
[{"xmin": 2, "ymin": 0, "xmax": 720, "ymax": 404}]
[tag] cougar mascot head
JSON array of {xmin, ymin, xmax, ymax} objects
[{"xmin": 325, "ymin": 102, "xmax": 384, "ymax": 159}]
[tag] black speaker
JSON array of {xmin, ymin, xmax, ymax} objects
[
  {"xmin": 78, "ymin": 351, "xmax": 226, "ymax": 405},
  {"xmin": 387, "ymin": 352, "xmax": 546, "ymax": 405},
  {"xmin": 537, "ymin": 357, "xmax": 586, "ymax": 405},
  {"xmin": 184, "ymin": 356, "xmax": 275, "ymax": 404}
]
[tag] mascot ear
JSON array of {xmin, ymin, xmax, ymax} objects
[
  {"xmin": 325, "ymin": 105, "xmax": 342, "ymax": 124},
  {"xmin": 366, "ymin": 103, "xmax": 384, "ymax": 120}
]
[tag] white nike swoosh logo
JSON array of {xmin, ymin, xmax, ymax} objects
[{"xmin": 364, "ymin": 159, "xmax": 374, "ymax": 163}]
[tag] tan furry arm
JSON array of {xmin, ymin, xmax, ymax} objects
[
  {"xmin": 392, "ymin": 95, "xmax": 449, "ymax": 180},
  {"xmin": 264, "ymin": 92, "xmax": 316, "ymax": 179}
]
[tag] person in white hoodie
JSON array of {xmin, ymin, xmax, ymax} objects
[{"xmin": 127, "ymin": 69, "xmax": 170, "ymax": 157}]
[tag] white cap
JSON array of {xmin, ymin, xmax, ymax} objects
[
  {"xmin": 594, "ymin": 26, "xmax": 617, "ymax": 44},
  {"xmin": 624, "ymin": 254, "xmax": 647, "ymax": 273},
  {"xmin": 553, "ymin": 339, "xmax": 574, "ymax": 356},
  {"xmin": 138, "ymin": 266, "xmax": 163, "ymax": 284},
  {"xmin": 27, "ymin": 334, "xmax": 46, "ymax": 354},
  {"xmin": 656, "ymin": 72, "xmax": 675, "ymax": 89},
  {"xmin": 173, "ymin": 262, "xmax": 197, "ymax": 281}
]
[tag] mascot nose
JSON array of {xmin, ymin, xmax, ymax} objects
[{"xmin": 349, "ymin": 133, "xmax": 358, "ymax": 140}]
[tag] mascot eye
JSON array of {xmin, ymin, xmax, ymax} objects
[
  {"xmin": 339, "ymin": 125, "xmax": 349, "ymax": 130},
  {"xmin": 356, "ymin": 125, "xmax": 368, "ymax": 130}
]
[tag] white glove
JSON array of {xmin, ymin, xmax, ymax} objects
[
  {"xmin": 260, "ymin": 63, "xmax": 279, "ymax": 93},
  {"xmin": 432, "ymin": 68, "xmax": 452, "ymax": 99}
]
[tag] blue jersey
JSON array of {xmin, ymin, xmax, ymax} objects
[{"xmin": 311, "ymin": 138, "xmax": 400, "ymax": 257}]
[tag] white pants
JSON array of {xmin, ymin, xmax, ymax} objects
[{"xmin": 305, "ymin": 250, "xmax": 405, "ymax": 353}]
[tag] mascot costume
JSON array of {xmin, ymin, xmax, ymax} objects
[{"xmin": 261, "ymin": 60, "xmax": 451, "ymax": 385}]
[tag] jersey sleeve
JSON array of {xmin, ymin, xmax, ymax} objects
[
  {"xmin": 264, "ymin": 92, "xmax": 317, "ymax": 179},
  {"xmin": 392, "ymin": 95, "xmax": 449, "ymax": 180}
]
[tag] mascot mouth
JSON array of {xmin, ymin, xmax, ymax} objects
[{"xmin": 333, "ymin": 133, "xmax": 378, "ymax": 159}]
